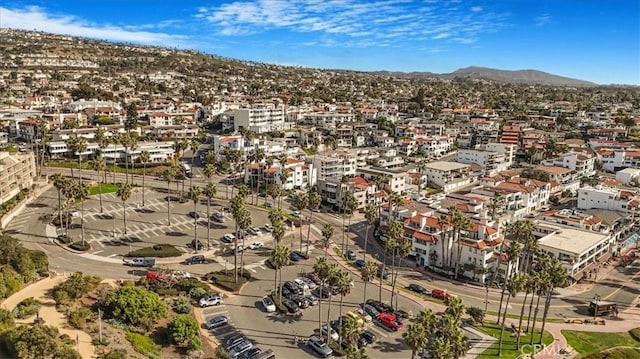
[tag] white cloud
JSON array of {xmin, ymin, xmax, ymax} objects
[
  {"xmin": 0, "ymin": 6, "xmax": 190, "ymax": 46},
  {"xmin": 535, "ymin": 14, "xmax": 551, "ymax": 26},
  {"xmin": 198, "ymin": 0, "xmax": 508, "ymax": 48}
]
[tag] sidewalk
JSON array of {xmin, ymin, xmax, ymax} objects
[{"xmin": 1, "ymin": 276, "xmax": 96, "ymax": 359}]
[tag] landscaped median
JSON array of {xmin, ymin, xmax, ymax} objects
[
  {"xmin": 202, "ymin": 270, "xmax": 251, "ymax": 293},
  {"xmin": 474, "ymin": 322, "xmax": 554, "ymax": 359},
  {"xmin": 125, "ymin": 244, "xmax": 182, "ymax": 258},
  {"xmin": 562, "ymin": 328, "xmax": 640, "ymax": 358}
]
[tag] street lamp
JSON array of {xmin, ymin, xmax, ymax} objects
[{"xmin": 593, "ymin": 294, "xmax": 600, "ymax": 320}]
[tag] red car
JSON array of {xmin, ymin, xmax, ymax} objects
[
  {"xmin": 431, "ymin": 289, "xmax": 451, "ymax": 301},
  {"xmin": 146, "ymin": 271, "xmax": 169, "ymax": 281},
  {"xmin": 377, "ymin": 312, "xmax": 404, "ymax": 331},
  {"xmin": 306, "ymin": 272, "xmax": 322, "ymax": 285}
]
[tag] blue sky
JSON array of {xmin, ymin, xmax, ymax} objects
[{"xmin": 1, "ymin": 0, "xmax": 638, "ymax": 85}]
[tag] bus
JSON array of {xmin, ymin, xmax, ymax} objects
[{"xmin": 181, "ymin": 163, "xmax": 192, "ymax": 178}]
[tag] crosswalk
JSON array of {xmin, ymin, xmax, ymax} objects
[
  {"xmin": 83, "ymin": 194, "xmax": 173, "ymax": 222},
  {"xmin": 5, "ymin": 205, "xmax": 43, "ymax": 233}
]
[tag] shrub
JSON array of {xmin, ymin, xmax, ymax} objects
[
  {"xmin": 172, "ymin": 296, "xmax": 193, "ymax": 314},
  {"xmin": 98, "ymin": 349, "xmax": 126, "ymax": 359},
  {"xmin": 168, "ymin": 315, "xmax": 200, "ymax": 348},
  {"xmin": 125, "ymin": 332, "xmax": 160, "ymax": 359},
  {"xmin": 466, "ymin": 306, "xmax": 485, "ymax": 325},
  {"xmin": 175, "ymin": 277, "xmax": 209, "ymax": 295},
  {"xmin": 126, "ymin": 244, "xmax": 181, "ymax": 258},
  {"xmin": 14, "ymin": 298, "xmax": 42, "ymax": 319},
  {"xmin": 629, "ymin": 327, "xmax": 640, "ymax": 342},
  {"xmin": 92, "ymin": 337, "xmax": 110, "ymax": 346},
  {"xmin": 68, "ymin": 307, "xmax": 92, "ymax": 329},
  {"xmin": 69, "ymin": 241, "xmax": 90, "ymax": 252},
  {"xmin": 103, "ymin": 286, "xmax": 168, "ymax": 329},
  {"xmin": 57, "ymin": 235, "xmax": 71, "ymax": 244},
  {"xmin": 188, "ymin": 287, "xmax": 207, "ymax": 299},
  {"xmin": 53, "ymin": 272, "xmax": 102, "ymax": 304}
]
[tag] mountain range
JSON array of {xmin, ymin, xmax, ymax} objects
[{"xmin": 373, "ymin": 66, "xmax": 596, "ymax": 87}]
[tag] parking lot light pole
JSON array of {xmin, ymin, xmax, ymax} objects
[{"xmin": 593, "ymin": 294, "xmax": 600, "ymax": 320}]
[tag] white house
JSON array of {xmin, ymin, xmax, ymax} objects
[
  {"xmin": 577, "ymin": 185, "xmax": 640, "ymax": 212},
  {"xmin": 423, "ymin": 161, "xmax": 475, "ymax": 193},
  {"xmin": 615, "ymin": 168, "xmax": 640, "ymax": 186},
  {"xmin": 541, "ymin": 152, "xmax": 596, "ymax": 178},
  {"xmin": 233, "ymin": 103, "xmax": 287, "ymax": 134}
]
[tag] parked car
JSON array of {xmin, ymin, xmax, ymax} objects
[
  {"xmin": 377, "ymin": 312, "xmax": 404, "ymax": 331},
  {"xmin": 262, "ymin": 223, "xmax": 273, "ymax": 232},
  {"xmin": 228, "ymin": 340, "xmax": 253, "ymax": 358},
  {"xmin": 345, "ymin": 311, "xmax": 364, "ymax": 326},
  {"xmin": 376, "ymin": 266, "xmax": 390, "ymax": 279},
  {"xmin": 278, "ymin": 286, "xmax": 292, "ymax": 299},
  {"xmin": 248, "ymin": 226, "xmax": 263, "ymax": 236},
  {"xmin": 291, "ymin": 295, "xmax": 310, "ymax": 309},
  {"xmin": 300, "ymin": 276, "xmax": 317, "ymax": 290},
  {"xmin": 293, "ymin": 278, "xmax": 309, "ymax": 291},
  {"xmin": 222, "ymin": 233, "xmax": 236, "ymax": 243},
  {"xmin": 212, "ymin": 212, "xmax": 226, "ymax": 222},
  {"xmin": 199, "ymin": 294, "xmax": 223, "ymax": 307},
  {"xmin": 188, "ymin": 211, "xmax": 200, "ymax": 219},
  {"xmin": 223, "ymin": 335, "xmax": 246, "ymax": 350},
  {"xmin": 249, "ymin": 242, "xmax": 264, "ymax": 250},
  {"xmin": 188, "ymin": 239, "xmax": 204, "ymax": 250},
  {"xmin": 360, "ymin": 331, "xmax": 377, "ymax": 344},
  {"xmin": 261, "ymin": 296, "xmax": 276, "ymax": 313},
  {"xmin": 355, "ymin": 308, "xmax": 372, "ymax": 322},
  {"xmin": 290, "ymin": 252, "xmax": 302, "ymax": 262},
  {"xmin": 235, "ymin": 245, "xmax": 245, "ymax": 253},
  {"xmin": 366, "ymin": 299, "xmax": 392, "ymax": 313},
  {"xmin": 305, "ymin": 294, "xmax": 319, "ymax": 306},
  {"xmin": 431, "ymin": 288, "xmax": 452, "ymax": 301},
  {"xmin": 362, "ymin": 303, "xmax": 380, "ymax": 318},
  {"xmin": 306, "ymin": 272, "xmax": 321, "ymax": 285},
  {"xmin": 282, "ymin": 299, "xmax": 299, "ymax": 313},
  {"xmin": 241, "ymin": 348, "xmax": 262, "ymax": 359},
  {"xmin": 307, "ymin": 335, "xmax": 333, "ymax": 358},
  {"xmin": 355, "ymin": 259, "xmax": 365, "ymax": 267},
  {"xmin": 284, "ymin": 281, "xmax": 302, "ymax": 295},
  {"xmin": 357, "ymin": 336, "xmax": 368, "ymax": 348},
  {"xmin": 184, "ymin": 255, "xmax": 206, "ymax": 265},
  {"xmin": 320, "ymin": 324, "xmax": 340, "ymax": 341},
  {"xmin": 125, "ymin": 257, "xmax": 155, "ymax": 267},
  {"xmin": 291, "ymin": 211, "xmax": 301, "ymax": 218},
  {"xmin": 314, "ymin": 286, "xmax": 332, "ymax": 299},
  {"xmin": 346, "ymin": 250, "xmax": 356, "ymax": 260},
  {"xmin": 205, "ymin": 315, "xmax": 228, "ymax": 329},
  {"xmin": 407, "ymin": 283, "xmax": 430, "ymax": 295}
]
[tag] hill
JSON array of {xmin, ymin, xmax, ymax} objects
[{"xmin": 445, "ymin": 66, "xmax": 596, "ymax": 86}]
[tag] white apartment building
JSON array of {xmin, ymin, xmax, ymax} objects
[
  {"xmin": 233, "ymin": 103, "xmax": 287, "ymax": 134},
  {"xmin": 423, "ymin": 161, "xmax": 475, "ymax": 193},
  {"xmin": 534, "ymin": 222, "xmax": 613, "ymax": 283},
  {"xmin": 317, "ymin": 176, "xmax": 376, "ymax": 211},
  {"xmin": 46, "ymin": 141, "xmax": 175, "ymax": 163},
  {"xmin": 304, "ymin": 112, "xmax": 355, "ymax": 126},
  {"xmin": 312, "ymin": 153, "xmax": 357, "ymax": 181},
  {"xmin": 356, "ymin": 166, "xmax": 406, "ymax": 194},
  {"xmin": 251, "ymin": 157, "xmax": 315, "ymax": 190},
  {"xmin": 457, "ymin": 147, "xmax": 511, "ymax": 176},
  {"xmin": 416, "ymin": 136, "xmax": 456, "ymax": 157},
  {"xmin": 615, "ymin": 168, "xmax": 640, "ymax": 186},
  {"xmin": 577, "ymin": 185, "xmax": 640, "ymax": 212},
  {"xmin": 596, "ymin": 149, "xmax": 640, "ymax": 172},
  {"xmin": 0, "ymin": 151, "xmax": 36, "ymax": 206},
  {"xmin": 541, "ymin": 152, "xmax": 596, "ymax": 177}
]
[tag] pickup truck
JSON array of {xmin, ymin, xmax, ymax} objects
[
  {"xmin": 124, "ymin": 257, "xmax": 156, "ymax": 267},
  {"xmin": 377, "ymin": 312, "xmax": 404, "ymax": 331}
]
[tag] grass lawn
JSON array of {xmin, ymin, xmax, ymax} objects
[
  {"xmin": 562, "ymin": 329, "xmax": 640, "ymax": 358},
  {"xmin": 88, "ymin": 183, "xmax": 120, "ymax": 195},
  {"xmin": 126, "ymin": 244, "xmax": 182, "ymax": 258},
  {"xmin": 475, "ymin": 322, "xmax": 554, "ymax": 359}
]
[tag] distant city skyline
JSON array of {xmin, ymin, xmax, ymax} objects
[{"xmin": 1, "ymin": 0, "xmax": 638, "ymax": 85}]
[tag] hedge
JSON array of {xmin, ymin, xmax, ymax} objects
[
  {"xmin": 126, "ymin": 244, "xmax": 181, "ymax": 258},
  {"xmin": 203, "ymin": 270, "xmax": 251, "ymax": 292},
  {"xmin": 69, "ymin": 242, "xmax": 90, "ymax": 252}
]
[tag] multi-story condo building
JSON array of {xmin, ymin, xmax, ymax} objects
[
  {"xmin": 615, "ymin": 168, "xmax": 640, "ymax": 186},
  {"xmin": 233, "ymin": 103, "xmax": 287, "ymax": 134},
  {"xmin": 500, "ymin": 125, "xmax": 522, "ymax": 147},
  {"xmin": 540, "ymin": 152, "xmax": 596, "ymax": 178},
  {"xmin": 423, "ymin": 161, "xmax": 475, "ymax": 193},
  {"xmin": 46, "ymin": 141, "xmax": 175, "ymax": 163},
  {"xmin": 456, "ymin": 143, "xmax": 516, "ymax": 176},
  {"xmin": 317, "ymin": 176, "xmax": 376, "ymax": 211},
  {"xmin": 577, "ymin": 185, "xmax": 640, "ymax": 212},
  {"xmin": 0, "ymin": 151, "xmax": 36, "ymax": 206},
  {"xmin": 356, "ymin": 167, "xmax": 406, "ymax": 194},
  {"xmin": 595, "ymin": 148, "xmax": 640, "ymax": 172},
  {"xmin": 312, "ymin": 153, "xmax": 357, "ymax": 181}
]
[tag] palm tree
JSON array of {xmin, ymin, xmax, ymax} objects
[
  {"xmin": 139, "ymin": 150, "xmax": 150, "ymax": 207},
  {"xmin": 51, "ymin": 173, "xmax": 67, "ymax": 235},
  {"xmin": 270, "ymin": 244, "xmax": 290, "ymax": 305},
  {"xmin": 267, "ymin": 183, "xmax": 281, "ymax": 209},
  {"xmin": 223, "ymin": 148, "xmax": 242, "ymax": 199},
  {"xmin": 517, "ymin": 274, "xmax": 532, "ymax": 349},
  {"xmin": 61, "ymin": 179, "xmax": 77, "ymax": 235},
  {"xmin": 335, "ymin": 269, "xmax": 352, "ymax": 338},
  {"xmin": 305, "ymin": 190, "xmax": 322, "ymax": 256},
  {"xmin": 363, "ymin": 204, "xmax": 377, "ymax": 263},
  {"xmin": 75, "ymin": 181, "xmax": 89, "ymax": 247},
  {"xmin": 94, "ymin": 128, "xmax": 110, "ymax": 183},
  {"xmin": 529, "ymin": 256, "xmax": 551, "ymax": 346},
  {"xmin": 127, "ymin": 134, "xmax": 139, "ymax": 185},
  {"xmin": 437, "ymin": 215, "xmax": 451, "ymax": 269},
  {"xmin": 444, "ymin": 296, "xmax": 465, "ymax": 325},
  {"xmin": 538, "ymin": 257, "xmax": 567, "ymax": 345},
  {"xmin": 188, "ymin": 186, "xmax": 202, "ymax": 252},
  {"xmin": 116, "ymin": 183, "xmax": 132, "ymax": 235},
  {"xmin": 359, "ymin": 261, "xmax": 377, "ymax": 326},
  {"xmin": 91, "ymin": 156, "xmax": 106, "ymax": 213},
  {"xmin": 189, "ymin": 139, "xmax": 200, "ymax": 188},
  {"xmin": 321, "ymin": 223, "xmax": 334, "ymax": 256},
  {"xmin": 37, "ymin": 118, "xmax": 49, "ymax": 170},
  {"xmin": 403, "ymin": 323, "xmax": 427, "ymax": 359},
  {"xmin": 496, "ymin": 240, "xmax": 522, "ymax": 325},
  {"xmin": 324, "ymin": 263, "xmax": 339, "ymax": 344},
  {"xmin": 343, "ymin": 190, "xmax": 358, "ymax": 255},
  {"xmin": 163, "ymin": 166, "xmax": 176, "ymax": 226},
  {"xmin": 518, "ymin": 220, "xmax": 537, "ymax": 273},
  {"xmin": 237, "ymin": 207, "xmax": 252, "ymax": 279},
  {"xmin": 392, "ymin": 238, "xmax": 412, "ymax": 310},
  {"xmin": 252, "ymin": 147, "xmax": 266, "ymax": 205},
  {"xmin": 338, "ymin": 176, "xmax": 350, "ymax": 253},
  {"xmin": 386, "ymin": 220, "xmax": 403, "ymax": 307},
  {"xmin": 120, "ymin": 133, "xmax": 132, "ymax": 185},
  {"xmin": 453, "ymin": 212, "xmax": 472, "ymax": 280},
  {"xmin": 291, "ymin": 192, "xmax": 309, "ymax": 252},
  {"xmin": 203, "ymin": 183, "xmax": 217, "ymax": 250},
  {"xmin": 498, "ymin": 272, "xmax": 525, "ymax": 355},
  {"xmin": 271, "ymin": 218, "xmax": 285, "ymax": 247},
  {"xmin": 67, "ymin": 136, "xmax": 88, "ymax": 246},
  {"xmin": 313, "ymin": 257, "xmax": 330, "ymax": 335}
]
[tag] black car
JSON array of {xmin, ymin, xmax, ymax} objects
[
  {"xmin": 278, "ymin": 286, "xmax": 292, "ymax": 298},
  {"xmin": 284, "ymin": 281, "xmax": 302, "ymax": 295},
  {"xmin": 223, "ymin": 334, "xmax": 246, "ymax": 350},
  {"xmin": 407, "ymin": 283, "xmax": 430, "ymax": 295},
  {"xmin": 184, "ymin": 255, "xmax": 206, "ymax": 265},
  {"xmin": 376, "ymin": 266, "xmax": 390, "ymax": 279},
  {"xmin": 357, "ymin": 336, "xmax": 368, "ymax": 348},
  {"xmin": 360, "ymin": 331, "xmax": 377, "ymax": 344},
  {"xmin": 282, "ymin": 299, "xmax": 299, "ymax": 313},
  {"xmin": 366, "ymin": 299, "xmax": 392, "ymax": 313},
  {"xmin": 330, "ymin": 319, "xmax": 342, "ymax": 332},
  {"xmin": 346, "ymin": 250, "xmax": 356, "ymax": 260},
  {"xmin": 241, "ymin": 348, "xmax": 262, "ymax": 359},
  {"xmin": 291, "ymin": 295, "xmax": 310, "ymax": 309},
  {"xmin": 314, "ymin": 286, "xmax": 331, "ymax": 299},
  {"xmin": 187, "ymin": 239, "xmax": 204, "ymax": 250},
  {"xmin": 188, "ymin": 211, "xmax": 200, "ymax": 219}
]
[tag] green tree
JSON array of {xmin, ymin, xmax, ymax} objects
[
  {"xmin": 102, "ymin": 286, "xmax": 168, "ymax": 329},
  {"xmin": 359, "ymin": 261, "xmax": 377, "ymax": 327},
  {"xmin": 270, "ymin": 244, "xmax": 290, "ymax": 305},
  {"xmin": 139, "ymin": 150, "xmax": 150, "ymax": 207},
  {"xmin": 203, "ymin": 182, "xmax": 217, "ymax": 250},
  {"xmin": 291, "ymin": 192, "xmax": 308, "ymax": 252},
  {"xmin": 403, "ymin": 322, "xmax": 427, "ymax": 359},
  {"xmin": 188, "ymin": 185, "xmax": 202, "ymax": 251},
  {"xmin": 334, "ymin": 269, "xmax": 352, "ymax": 338},
  {"xmin": 91, "ymin": 156, "xmax": 106, "ymax": 213},
  {"xmin": 343, "ymin": 190, "xmax": 358, "ymax": 255},
  {"xmin": 305, "ymin": 190, "xmax": 322, "ymax": 256},
  {"xmin": 168, "ymin": 314, "xmax": 201, "ymax": 349},
  {"xmin": 321, "ymin": 223, "xmax": 334, "ymax": 256},
  {"xmin": 116, "ymin": 183, "xmax": 132, "ymax": 235},
  {"xmin": 50, "ymin": 173, "xmax": 67, "ymax": 236}
]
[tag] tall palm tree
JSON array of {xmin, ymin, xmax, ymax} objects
[
  {"xmin": 403, "ymin": 323, "xmax": 427, "ymax": 359},
  {"xmin": 517, "ymin": 274, "xmax": 532, "ymax": 349},
  {"xmin": 139, "ymin": 150, "xmax": 150, "ymax": 207},
  {"xmin": 342, "ymin": 318, "xmax": 365, "ymax": 359},
  {"xmin": 120, "ymin": 133, "xmax": 132, "ymax": 185},
  {"xmin": 272, "ymin": 218, "xmax": 285, "ymax": 247},
  {"xmin": 91, "ymin": 156, "xmax": 106, "ymax": 213},
  {"xmin": 116, "ymin": 183, "xmax": 132, "ymax": 235},
  {"xmin": 437, "ymin": 214, "xmax": 451, "ymax": 269},
  {"xmin": 364, "ymin": 204, "xmax": 377, "ymax": 263},
  {"xmin": 392, "ymin": 238, "xmax": 412, "ymax": 310},
  {"xmin": 498, "ymin": 272, "xmax": 526, "ymax": 355},
  {"xmin": 61, "ymin": 179, "xmax": 77, "ymax": 235},
  {"xmin": 324, "ymin": 263, "xmax": 339, "ymax": 344},
  {"xmin": 270, "ymin": 244, "xmax": 290, "ymax": 305},
  {"xmin": 496, "ymin": 240, "xmax": 522, "ymax": 325},
  {"xmin": 223, "ymin": 148, "xmax": 242, "ymax": 199},
  {"xmin": 529, "ymin": 256, "xmax": 551, "ymax": 346},
  {"xmin": 51, "ymin": 173, "xmax": 67, "ymax": 235},
  {"xmin": 313, "ymin": 257, "xmax": 330, "ymax": 336},
  {"xmin": 386, "ymin": 220, "xmax": 403, "ymax": 307},
  {"xmin": 321, "ymin": 223, "xmax": 334, "ymax": 256},
  {"xmin": 518, "ymin": 220, "xmax": 537, "ymax": 273},
  {"xmin": 37, "ymin": 118, "xmax": 49, "ymax": 170},
  {"xmin": 75, "ymin": 181, "xmax": 89, "ymax": 247},
  {"xmin": 188, "ymin": 186, "xmax": 202, "ymax": 252},
  {"xmin": 252, "ymin": 147, "xmax": 265, "ymax": 205},
  {"xmin": 359, "ymin": 261, "xmax": 377, "ymax": 327},
  {"xmin": 203, "ymin": 182, "xmax": 217, "ymax": 250},
  {"xmin": 305, "ymin": 190, "xmax": 322, "ymax": 256},
  {"xmin": 163, "ymin": 166, "xmax": 176, "ymax": 226},
  {"xmin": 291, "ymin": 192, "xmax": 308, "ymax": 252},
  {"xmin": 267, "ymin": 183, "xmax": 281, "ymax": 209},
  {"xmin": 237, "ymin": 207, "xmax": 252, "ymax": 279},
  {"xmin": 343, "ymin": 190, "xmax": 358, "ymax": 255},
  {"xmin": 127, "ymin": 134, "xmax": 139, "ymax": 185},
  {"xmin": 68, "ymin": 136, "xmax": 88, "ymax": 246},
  {"xmin": 538, "ymin": 257, "xmax": 567, "ymax": 345},
  {"xmin": 189, "ymin": 139, "xmax": 200, "ymax": 188},
  {"xmin": 453, "ymin": 213, "xmax": 472, "ymax": 280},
  {"xmin": 335, "ymin": 269, "xmax": 352, "ymax": 338},
  {"xmin": 338, "ymin": 176, "xmax": 350, "ymax": 253},
  {"xmin": 95, "ymin": 128, "xmax": 110, "ymax": 183}
]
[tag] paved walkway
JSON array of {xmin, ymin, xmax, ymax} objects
[{"xmin": 1, "ymin": 276, "xmax": 96, "ymax": 359}]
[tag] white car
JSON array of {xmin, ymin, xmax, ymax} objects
[
  {"xmin": 263, "ymin": 223, "xmax": 273, "ymax": 232},
  {"xmin": 248, "ymin": 226, "xmax": 263, "ymax": 236},
  {"xmin": 235, "ymin": 245, "xmax": 245, "ymax": 253},
  {"xmin": 320, "ymin": 324, "xmax": 340, "ymax": 341},
  {"xmin": 199, "ymin": 294, "xmax": 223, "ymax": 307},
  {"xmin": 355, "ymin": 308, "xmax": 373, "ymax": 323},
  {"xmin": 172, "ymin": 271, "xmax": 192, "ymax": 279},
  {"xmin": 222, "ymin": 233, "xmax": 236, "ymax": 243},
  {"xmin": 294, "ymin": 278, "xmax": 309, "ymax": 291},
  {"xmin": 300, "ymin": 277, "xmax": 318, "ymax": 290},
  {"xmin": 261, "ymin": 296, "xmax": 276, "ymax": 313},
  {"xmin": 249, "ymin": 242, "xmax": 264, "ymax": 250}
]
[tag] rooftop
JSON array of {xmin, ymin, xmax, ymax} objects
[
  {"xmin": 536, "ymin": 222, "xmax": 609, "ymax": 255},
  {"xmin": 424, "ymin": 161, "xmax": 470, "ymax": 171}
]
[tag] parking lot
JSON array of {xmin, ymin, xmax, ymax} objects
[{"xmin": 64, "ymin": 188, "xmax": 272, "ymax": 259}]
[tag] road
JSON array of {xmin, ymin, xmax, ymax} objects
[{"xmin": 15, "ymin": 167, "xmax": 640, "ymax": 319}]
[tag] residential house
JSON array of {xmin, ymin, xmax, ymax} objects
[
  {"xmin": 0, "ymin": 151, "xmax": 36, "ymax": 206},
  {"xmin": 423, "ymin": 161, "xmax": 475, "ymax": 193}
]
